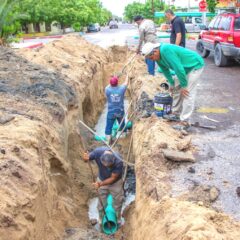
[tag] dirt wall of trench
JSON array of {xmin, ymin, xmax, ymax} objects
[
  {"xmin": 0, "ymin": 36, "xmax": 132, "ymax": 240},
  {"xmin": 125, "ymin": 70, "xmax": 240, "ymax": 240}
]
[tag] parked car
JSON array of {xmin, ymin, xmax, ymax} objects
[
  {"xmin": 196, "ymin": 13, "xmax": 240, "ymax": 67},
  {"xmin": 109, "ymin": 20, "xmax": 118, "ymax": 29},
  {"xmin": 87, "ymin": 23, "xmax": 101, "ymax": 32},
  {"xmin": 185, "ymin": 16, "xmax": 206, "ymax": 33}
]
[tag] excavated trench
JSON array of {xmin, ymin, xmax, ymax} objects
[{"xmin": 1, "ymin": 35, "xmax": 240, "ymax": 240}]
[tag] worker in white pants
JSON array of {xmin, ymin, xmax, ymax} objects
[
  {"xmin": 141, "ymin": 42, "xmax": 205, "ymax": 126},
  {"xmin": 172, "ymin": 68, "xmax": 204, "ymax": 122}
]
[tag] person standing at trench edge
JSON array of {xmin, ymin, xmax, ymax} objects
[
  {"xmin": 133, "ymin": 15, "xmax": 158, "ymax": 75},
  {"xmin": 105, "ymin": 76, "xmax": 128, "ymax": 144},
  {"xmin": 141, "ymin": 42, "xmax": 204, "ymax": 128},
  {"xmin": 165, "ymin": 9, "xmax": 186, "ymax": 48},
  {"xmin": 82, "ymin": 147, "xmax": 124, "ymax": 226}
]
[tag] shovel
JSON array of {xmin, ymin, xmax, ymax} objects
[{"xmin": 191, "ymin": 122, "xmax": 217, "ymax": 130}]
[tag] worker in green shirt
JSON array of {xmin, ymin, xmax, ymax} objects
[{"xmin": 141, "ymin": 42, "xmax": 204, "ymax": 125}]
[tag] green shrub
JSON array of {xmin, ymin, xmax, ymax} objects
[{"xmin": 72, "ymin": 22, "xmax": 82, "ymax": 32}]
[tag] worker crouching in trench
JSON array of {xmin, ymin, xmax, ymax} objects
[{"xmin": 82, "ymin": 147, "xmax": 124, "ymax": 227}]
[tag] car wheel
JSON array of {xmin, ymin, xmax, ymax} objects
[
  {"xmin": 214, "ymin": 43, "xmax": 228, "ymax": 67},
  {"xmin": 196, "ymin": 40, "xmax": 210, "ymax": 58}
]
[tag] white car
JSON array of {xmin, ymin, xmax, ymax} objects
[{"xmin": 185, "ymin": 17, "xmax": 206, "ymax": 33}]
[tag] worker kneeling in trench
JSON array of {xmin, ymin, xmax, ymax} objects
[{"xmin": 83, "ymin": 147, "xmax": 124, "ymax": 227}]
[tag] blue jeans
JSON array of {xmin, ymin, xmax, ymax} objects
[
  {"xmin": 145, "ymin": 58, "xmax": 155, "ymax": 76},
  {"xmin": 105, "ymin": 112, "xmax": 126, "ymax": 135}
]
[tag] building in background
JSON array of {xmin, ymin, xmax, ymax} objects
[{"xmin": 216, "ymin": 0, "xmax": 240, "ymax": 13}]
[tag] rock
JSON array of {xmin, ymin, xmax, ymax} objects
[
  {"xmin": 12, "ymin": 146, "xmax": 20, "ymax": 153},
  {"xmin": 210, "ymin": 187, "xmax": 220, "ymax": 202},
  {"xmin": 207, "ymin": 168, "xmax": 213, "ymax": 175},
  {"xmin": 0, "ymin": 115, "xmax": 15, "ymax": 125},
  {"xmin": 188, "ymin": 167, "xmax": 196, "ymax": 173},
  {"xmin": 158, "ymin": 142, "xmax": 168, "ymax": 149},
  {"xmin": 65, "ymin": 228, "xmax": 76, "ymax": 236},
  {"xmin": 208, "ymin": 147, "xmax": 216, "ymax": 158},
  {"xmin": 90, "ymin": 219, "xmax": 98, "ymax": 226},
  {"xmin": 177, "ymin": 137, "xmax": 191, "ymax": 151},
  {"xmin": 62, "ymin": 64, "xmax": 70, "ymax": 69},
  {"xmin": 236, "ymin": 187, "xmax": 240, "ymax": 197},
  {"xmin": 23, "ymin": 212, "xmax": 35, "ymax": 222},
  {"xmin": 1, "ymin": 149, "xmax": 6, "ymax": 154},
  {"xmin": 12, "ymin": 171, "xmax": 21, "ymax": 179},
  {"xmin": 181, "ymin": 130, "xmax": 189, "ymax": 136},
  {"xmin": 163, "ymin": 149, "xmax": 196, "ymax": 163},
  {"xmin": 141, "ymin": 110, "xmax": 151, "ymax": 118}
]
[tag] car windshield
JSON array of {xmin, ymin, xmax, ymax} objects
[
  {"xmin": 234, "ymin": 17, "xmax": 240, "ymax": 30},
  {"xmin": 195, "ymin": 18, "xmax": 202, "ymax": 24}
]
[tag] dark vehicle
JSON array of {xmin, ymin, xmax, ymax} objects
[
  {"xmin": 87, "ymin": 23, "xmax": 100, "ymax": 33},
  {"xmin": 109, "ymin": 20, "xmax": 118, "ymax": 29},
  {"xmin": 196, "ymin": 13, "xmax": 240, "ymax": 67}
]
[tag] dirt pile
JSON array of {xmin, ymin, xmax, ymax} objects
[
  {"xmin": 0, "ymin": 36, "xmax": 136, "ymax": 240},
  {"xmin": 125, "ymin": 66, "xmax": 240, "ymax": 239}
]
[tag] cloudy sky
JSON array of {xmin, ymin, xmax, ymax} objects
[{"xmin": 101, "ymin": 0, "xmax": 200, "ymax": 17}]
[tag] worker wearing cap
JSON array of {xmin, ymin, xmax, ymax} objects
[
  {"xmin": 82, "ymin": 147, "xmax": 124, "ymax": 225},
  {"xmin": 105, "ymin": 76, "xmax": 128, "ymax": 144},
  {"xmin": 133, "ymin": 15, "xmax": 158, "ymax": 75},
  {"xmin": 141, "ymin": 42, "xmax": 204, "ymax": 124}
]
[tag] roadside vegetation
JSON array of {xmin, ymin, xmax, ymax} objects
[{"xmin": 0, "ymin": 0, "xmax": 112, "ymax": 45}]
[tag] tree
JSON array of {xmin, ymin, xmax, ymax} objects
[
  {"xmin": 19, "ymin": 0, "xmax": 107, "ymax": 30},
  {"xmin": 1, "ymin": 0, "xmax": 114, "ymax": 41},
  {"xmin": 0, "ymin": 0, "xmax": 26, "ymax": 44},
  {"xmin": 99, "ymin": 8, "xmax": 112, "ymax": 25},
  {"xmin": 124, "ymin": 0, "xmax": 167, "ymax": 22},
  {"xmin": 124, "ymin": 2, "xmax": 145, "ymax": 21},
  {"xmin": 206, "ymin": 0, "xmax": 219, "ymax": 13}
]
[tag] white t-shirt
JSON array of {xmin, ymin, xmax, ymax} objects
[{"xmin": 138, "ymin": 19, "xmax": 157, "ymax": 49}]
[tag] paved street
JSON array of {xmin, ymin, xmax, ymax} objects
[{"xmin": 84, "ymin": 23, "xmax": 240, "ymax": 220}]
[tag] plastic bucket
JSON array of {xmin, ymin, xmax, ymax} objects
[{"xmin": 154, "ymin": 93, "xmax": 173, "ymax": 117}]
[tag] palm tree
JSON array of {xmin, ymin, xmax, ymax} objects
[{"xmin": 0, "ymin": 0, "xmax": 18, "ymax": 45}]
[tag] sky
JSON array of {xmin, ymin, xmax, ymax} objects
[{"xmin": 101, "ymin": 0, "xmax": 200, "ymax": 17}]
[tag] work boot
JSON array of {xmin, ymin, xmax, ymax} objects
[
  {"xmin": 120, "ymin": 132, "xmax": 127, "ymax": 138},
  {"xmin": 105, "ymin": 135, "xmax": 112, "ymax": 145},
  {"xmin": 163, "ymin": 114, "xmax": 180, "ymax": 122}
]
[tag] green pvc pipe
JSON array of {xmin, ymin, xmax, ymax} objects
[
  {"xmin": 102, "ymin": 194, "xmax": 118, "ymax": 235},
  {"xmin": 94, "ymin": 121, "xmax": 133, "ymax": 142},
  {"xmin": 94, "ymin": 135, "xmax": 106, "ymax": 141}
]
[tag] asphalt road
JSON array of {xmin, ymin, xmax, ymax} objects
[{"xmin": 84, "ymin": 23, "xmax": 240, "ymax": 220}]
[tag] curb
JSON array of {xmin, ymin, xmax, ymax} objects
[
  {"xmin": 23, "ymin": 35, "xmax": 63, "ymax": 40},
  {"xmin": 26, "ymin": 43, "xmax": 43, "ymax": 49},
  {"xmin": 188, "ymin": 36, "xmax": 197, "ymax": 41}
]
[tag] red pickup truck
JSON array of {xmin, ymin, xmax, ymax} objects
[{"xmin": 196, "ymin": 13, "xmax": 240, "ymax": 67}]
